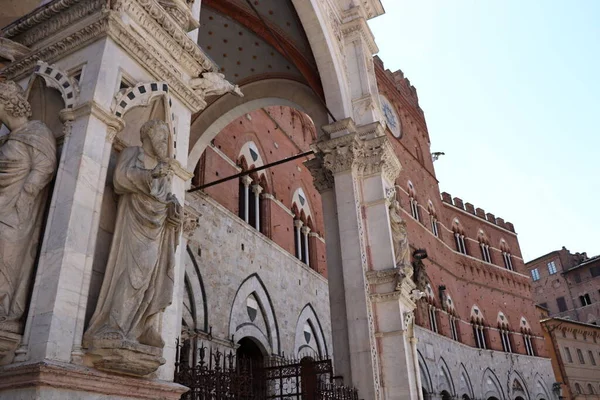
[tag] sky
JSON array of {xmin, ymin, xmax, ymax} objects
[{"xmin": 368, "ymin": 0, "xmax": 600, "ymax": 262}]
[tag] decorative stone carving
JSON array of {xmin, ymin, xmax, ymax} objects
[
  {"xmin": 0, "ymin": 38, "xmax": 30, "ymax": 63},
  {"xmin": 0, "ymin": 81, "xmax": 57, "ymax": 359},
  {"xmin": 32, "ymin": 61, "xmax": 80, "ymax": 109},
  {"xmin": 389, "ymin": 200, "xmax": 412, "ymax": 281},
  {"xmin": 84, "ymin": 120, "xmax": 182, "ymax": 376},
  {"xmin": 182, "ymin": 207, "xmax": 200, "ymax": 236},
  {"xmin": 304, "ymin": 156, "xmax": 334, "ymax": 193},
  {"xmin": 190, "ymin": 72, "xmax": 243, "ymax": 98}
]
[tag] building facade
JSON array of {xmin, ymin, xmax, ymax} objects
[
  {"xmin": 526, "ymin": 248, "xmax": 600, "ymax": 325},
  {"xmin": 0, "ymin": 1, "xmax": 556, "ymax": 399},
  {"xmin": 541, "ymin": 317, "xmax": 600, "ymax": 400}
]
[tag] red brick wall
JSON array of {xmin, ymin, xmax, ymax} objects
[
  {"xmin": 194, "ymin": 106, "xmax": 327, "ymax": 275},
  {"xmin": 375, "ymin": 58, "xmax": 546, "ymax": 357}
]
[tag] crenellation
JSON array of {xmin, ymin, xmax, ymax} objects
[
  {"xmin": 441, "ymin": 191, "xmax": 452, "ymax": 204},
  {"xmin": 486, "ymin": 212, "xmax": 495, "ymax": 223},
  {"xmin": 452, "ymin": 197, "xmax": 464, "ymax": 209},
  {"xmin": 464, "ymin": 202, "xmax": 475, "ymax": 214},
  {"xmin": 475, "ymin": 207, "xmax": 486, "ymax": 219}
]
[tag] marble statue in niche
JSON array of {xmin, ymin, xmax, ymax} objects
[
  {"xmin": 389, "ymin": 199, "xmax": 411, "ymax": 276},
  {"xmin": 84, "ymin": 120, "xmax": 182, "ymax": 375},
  {"xmin": 0, "ymin": 80, "xmax": 56, "ymax": 357}
]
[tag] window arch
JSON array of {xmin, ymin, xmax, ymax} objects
[
  {"xmin": 237, "ymin": 141, "xmax": 269, "ymax": 233},
  {"xmin": 428, "ymin": 201, "xmax": 440, "ymax": 238},
  {"xmin": 407, "ymin": 181, "xmax": 420, "ymax": 222},
  {"xmin": 453, "ymin": 219, "xmax": 468, "ymax": 255},
  {"xmin": 291, "ymin": 187, "xmax": 314, "ymax": 268},
  {"xmin": 424, "ymin": 284, "xmax": 439, "ymax": 334},
  {"xmin": 587, "ymin": 384, "xmax": 595, "ymax": 395},
  {"xmin": 574, "ymin": 383, "xmax": 583, "ymax": 395},
  {"xmin": 444, "ymin": 293, "xmax": 460, "ymax": 342},
  {"xmin": 478, "ymin": 230, "xmax": 492, "ymax": 263},
  {"xmin": 497, "ymin": 311, "xmax": 513, "ymax": 353},
  {"xmin": 470, "ymin": 305, "xmax": 487, "ymax": 349},
  {"xmin": 500, "ymin": 239, "xmax": 514, "ymax": 271},
  {"xmin": 520, "ymin": 317, "xmax": 535, "ymax": 356}
]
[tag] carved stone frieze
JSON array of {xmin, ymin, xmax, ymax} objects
[
  {"xmin": 365, "ymin": 268, "xmax": 399, "ymax": 286},
  {"xmin": 32, "ymin": 61, "xmax": 80, "ymax": 109},
  {"xmin": 304, "ymin": 156, "xmax": 334, "ymax": 193},
  {"xmin": 353, "ymin": 135, "xmax": 401, "ymax": 182},
  {"xmin": 0, "ymin": 38, "xmax": 30, "ymax": 63}
]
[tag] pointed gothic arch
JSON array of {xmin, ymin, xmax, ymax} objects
[
  {"xmin": 229, "ymin": 273, "xmax": 280, "ymax": 356},
  {"xmin": 510, "ymin": 370, "xmax": 530, "ymax": 400},
  {"xmin": 458, "ymin": 363, "xmax": 474, "ymax": 400},
  {"xmin": 437, "ymin": 357, "xmax": 456, "ymax": 397},
  {"xmin": 481, "ymin": 368, "xmax": 505, "ymax": 400},
  {"xmin": 294, "ymin": 303, "xmax": 328, "ymax": 358}
]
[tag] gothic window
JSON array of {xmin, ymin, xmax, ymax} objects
[
  {"xmin": 587, "ymin": 384, "xmax": 595, "ymax": 395},
  {"xmin": 564, "ymin": 347, "xmax": 573, "ymax": 363},
  {"xmin": 589, "ymin": 350, "xmax": 596, "ymax": 365},
  {"xmin": 500, "ymin": 328, "xmax": 512, "ymax": 353},
  {"xmin": 410, "ymin": 197, "xmax": 420, "ymax": 222},
  {"xmin": 450, "ymin": 315, "xmax": 459, "ymax": 341},
  {"xmin": 291, "ymin": 188, "xmax": 314, "ymax": 269},
  {"xmin": 502, "ymin": 252, "xmax": 514, "ymax": 271},
  {"xmin": 574, "ymin": 383, "xmax": 582, "ymax": 394},
  {"xmin": 548, "ymin": 261, "xmax": 558, "ymax": 275},
  {"xmin": 428, "ymin": 305, "xmax": 438, "ymax": 333},
  {"xmin": 480, "ymin": 242, "xmax": 492, "ymax": 263},
  {"xmin": 523, "ymin": 334, "xmax": 535, "ymax": 356},
  {"xmin": 473, "ymin": 323, "xmax": 487, "ymax": 349},
  {"xmin": 431, "ymin": 217, "xmax": 439, "ymax": 237},
  {"xmin": 239, "ymin": 175, "xmax": 251, "ymax": 223},
  {"xmin": 455, "ymin": 232, "xmax": 467, "ymax": 255}
]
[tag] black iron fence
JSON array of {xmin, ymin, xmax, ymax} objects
[{"xmin": 174, "ymin": 339, "xmax": 359, "ymax": 400}]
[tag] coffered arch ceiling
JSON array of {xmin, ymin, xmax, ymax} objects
[{"xmin": 199, "ymin": 0, "xmax": 323, "ymax": 98}]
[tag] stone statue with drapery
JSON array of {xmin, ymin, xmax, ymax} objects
[
  {"xmin": 0, "ymin": 81, "xmax": 56, "ymax": 358},
  {"xmin": 389, "ymin": 198, "xmax": 415, "ymax": 291},
  {"xmin": 84, "ymin": 119, "xmax": 182, "ymax": 375}
]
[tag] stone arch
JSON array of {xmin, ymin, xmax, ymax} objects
[
  {"xmin": 294, "ymin": 303, "xmax": 327, "ymax": 358},
  {"xmin": 418, "ymin": 350, "xmax": 433, "ymax": 396},
  {"xmin": 532, "ymin": 374, "xmax": 551, "ymax": 400},
  {"xmin": 188, "ymin": 78, "xmax": 328, "ymax": 170},
  {"xmin": 290, "ymin": 0, "xmax": 352, "ymax": 120},
  {"xmin": 229, "ymin": 273, "xmax": 280, "ymax": 356},
  {"xmin": 183, "ymin": 245, "xmax": 208, "ymax": 333},
  {"xmin": 29, "ymin": 60, "xmax": 80, "ymax": 110},
  {"xmin": 111, "ymin": 81, "xmax": 176, "ymax": 155},
  {"xmin": 481, "ymin": 368, "xmax": 505, "ymax": 400},
  {"xmin": 437, "ymin": 357, "xmax": 456, "ymax": 397},
  {"xmin": 458, "ymin": 363, "xmax": 474, "ymax": 400},
  {"xmin": 509, "ymin": 371, "xmax": 530, "ymax": 400}
]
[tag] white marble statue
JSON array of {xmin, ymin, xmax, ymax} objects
[
  {"xmin": 0, "ymin": 81, "xmax": 56, "ymax": 334},
  {"xmin": 84, "ymin": 120, "xmax": 182, "ymax": 350},
  {"xmin": 190, "ymin": 72, "xmax": 243, "ymax": 97},
  {"xmin": 389, "ymin": 200, "xmax": 412, "ymax": 279}
]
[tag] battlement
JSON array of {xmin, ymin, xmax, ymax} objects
[
  {"xmin": 374, "ymin": 56, "xmax": 422, "ymax": 113},
  {"xmin": 441, "ymin": 192, "xmax": 516, "ymax": 233}
]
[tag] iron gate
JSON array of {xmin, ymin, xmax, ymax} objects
[{"xmin": 174, "ymin": 340, "xmax": 359, "ymax": 400}]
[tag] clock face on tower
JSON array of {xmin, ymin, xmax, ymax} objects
[{"xmin": 379, "ymin": 95, "xmax": 401, "ymax": 138}]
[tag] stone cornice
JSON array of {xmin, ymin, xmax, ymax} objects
[
  {"xmin": 365, "ymin": 268, "xmax": 399, "ymax": 285},
  {"xmin": 341, "ymin": 9, "xmax": 379, "ymax": 54},
  {"xmin": 1, "ymin": 0, "xmax": 84, "ymax": 39}
]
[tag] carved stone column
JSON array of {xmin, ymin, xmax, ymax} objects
[{"xmin": 307, "ymin": 118, "xmax": 418, "ymax": 400}]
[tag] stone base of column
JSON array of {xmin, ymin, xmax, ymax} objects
[
  {"xmin": 86, "ymin": 338, "xmax": 166, "ymax": 377},
  {"xmin": 0, "ymin": 361, "xmax": 188, "ymax": 400},
  {"xmin": 0, "ymin": 329, "xmax": 21, "ymax": 366}
]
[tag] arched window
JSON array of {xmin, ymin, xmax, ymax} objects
[
  {"xmin": 453, "ymin": 219, "xmax": 468, "ymax": 255},
  {"xmin": 292, "ymin": 188, "xmax": 313, "ymax": 269},
  {"xmin": 424, "ymin": 284, "xmax": 438, "ymax": 334},
  {"xmin": 497, "ymin": 312, "xmax": 512, "ymax": 353},
  {"xmin": 587, "ymin": 384, "xmax": 595, "ymax": 394},
  {"xmin": 237, "ymin": 142, "xmax": 267, "ymax": 233},
  {"xmin": 500, "ymin": 240, "xmax": 514, "ymax": 271},
  {"xmin": 478, "ymin": 231, "xmax": 492, "ymax": 263},
  {"xmin": 574, "ymin": 383, "xmax": 583, "ymax": 394},
  {"xmin": 470, "ymin": 305, "xmax": 487, "ymax": 349},
  {"xmin": 407, "ymin": 181, "xmax": 420, "ymax": 222},
  {"xmin": 520, "ymin": 317, "xmax": 535, "ymax": 356},
  {"xmin": 428, "ymin": 201, "xmax": 439, "ymax": 238},
  {"xmin": 444, "ymin": 294, "xmax": 460, "ymax": 342}
]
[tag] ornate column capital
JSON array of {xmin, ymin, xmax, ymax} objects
[
  {"xmin": 311, "ymin": 122, "xmax": 402, "ymax": 183},
  {"xmin": 251, "ymin": 183, "xmax": 263, "ymax": 195},
  {"xmin": 293, "ymin": 219, "xmax": 304, "ymax": 228},
  {"xmin": 304, "ymin": 156, "xmax": 334, "ymax": 193},
  {"xmin": 301, "ymin": 225, "xmax": 311, "ymax": 235},
  {"xmin": 240, "ymin": 175, "xmax": 253, "ymax": 187}
]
